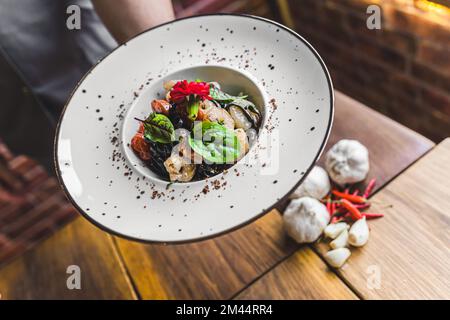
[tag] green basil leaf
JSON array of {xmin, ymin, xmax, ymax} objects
[
  {"xmin": 187, "ymin": 100, "xmax": 200, "ymax": 121},
  {"xmin": 188, "ymin": 121, "xmax": 240, "ymax": 164},
  {"xmin": 209, "ymin": 85, "xmax": 247, "ymax": 103},
  {"xmin": 143, "ymin": 113, "xmax": 175, "ymax": 144}
]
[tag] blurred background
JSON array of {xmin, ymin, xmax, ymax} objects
[
  {"xmin": 177, "ymin": 0, "xmax": 450, "ymax": 142},
  {"xmin": 0, "ymin": 0, "xmax": 449, "ymax": 265}
]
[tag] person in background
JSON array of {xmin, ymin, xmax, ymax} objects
[{"xmin": 0, "ymin": 0, "xmax": 174, "ymax": 170}]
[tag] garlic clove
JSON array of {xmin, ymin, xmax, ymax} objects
[
  {"xmin": 324, "ymin": 248, "xmax": 351, "ymax": 268},
  {"xmin": 330, "ymin": 229, "xmax": 348, "ymax": 249},
  {"xmin": 324, "ymin": 222, "xmax": 349, "ymax": 239},
  {"xmin": 348, "ymin": 217, "xmax": 369, "ymax": 247},
  {"xmin": 283, "ymin": 197, "xmax": 330, "ymax": 244}
]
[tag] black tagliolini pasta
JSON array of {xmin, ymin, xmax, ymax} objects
[
  {"xmin": 130, "ymin": 79, "xmax": 261, "ymax": 182},
  {"xmin": 147, "ymin": 141, "xmax": 173, "ymax": 179},
  {"xmin": 168, "ymin": 103, "xmax": 187, "ymax": 130},
  {"xmin": 195, "ymin": 162, "xmax": 232, "ymax": 180}
]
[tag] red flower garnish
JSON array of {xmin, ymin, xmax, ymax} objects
[
  {"xmin": 170, "ymin": 80, "xmax": 212, "ymax": 103},
  {"xmin": 131, "ymin": 133, "xmax": 150, "ymax": 161}
]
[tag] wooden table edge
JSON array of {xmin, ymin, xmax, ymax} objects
[
  {"xmin": 0, "ymin": 91, "xmax": 437, "ymax": 300},
  {"xmin": 108, "ymin": 234, "xmax": 140, "ymax": 300}
]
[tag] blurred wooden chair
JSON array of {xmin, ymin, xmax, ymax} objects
[{"xmin": 0, "ymin": 139, "xmax": 77, "ymax": 266}]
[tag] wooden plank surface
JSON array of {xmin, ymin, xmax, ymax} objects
[
  {"xmin": 276, "ymin": 92, "xmax": 434, "ymax": 212},
  {"xmin": 240, "ymin": 140, "xmax": 448, "ymax": 300},
  {"xmin": 235, "ymin": 246, "xmax": 358, "ymax": 300},
  {"xmin": 315, "ymin": 138, "xmax": 450, "ymax": 299},
  {"xmin": 0, "ymin": 217, "xmax": 137, "ymax": 300},
  {"xmin": 0, "ymin": 92, "xmax": 436, "ymax": 299},
  {"xmin": 320, "ymin": 92, "xmax": 434, "ymax": 190},
  {"xmin": 115, "ymin": 210, "xmax": 298, "ymax": 299},
  {"xmin": 115, "ymin": 92, "xmax": 434, "ymax": 300},
  {"xmin": 236, "ymin": 92, "xmax": 436, "ymax": 299}
]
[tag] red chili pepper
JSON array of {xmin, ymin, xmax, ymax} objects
[
  {"xmin": 342, "ymin": 212, "xmax": 352, "ymax": 220},
  {"xmin": 332, "ymin": 190, "xmax": 367, "ymax": 204},
  {"xmin": 354, "ymin": 203, "xmax": 371, "ymax": 210},
  {"xmin": 340, "ymin": 199, "xmax": 363, "ymax": 220},
  {"xmin": 340, "ymin": 213, "xmax": 355, "ymax": 222},
  {"xmin": 333, "ymin": 209, "xmax": 346, "ymax": 217},
  {"xmin": 338, "ymin": 203, "xmax": 370, "ymax": 218},
  {"xmin": 331, "ymin": 202, "xmax": 336, "ymax": 215},
  {"xmin": 326, "ymin": 199, "xmax": 331, "ymax": 215},
  {"xmin": 331, "ymin": 215, "xmax": 345, "ymax": 223},
  {"xmin": 363, "ymin": 178, "xmax": 377, "ymax": 198},
  {"xmin": 362, "ymin": 213, "xmax": 384, "ymax": 219}
]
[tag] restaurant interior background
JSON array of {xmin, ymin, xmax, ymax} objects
[{"xmin": 0, "ymin": 0, "xmax": 449, "ymax": 267}]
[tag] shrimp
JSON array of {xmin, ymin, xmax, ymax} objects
[
  {"xmin": 163, "ymin": 80, "xmax": 180, "ymax": 91},
  {"xmin": 246, "ymin": 128, "xmax": 258, "ymax": 147},
  {"xmin": 164, "ymin": 154, "xmax": 196, "ymax": 182},
  {"xmin": 201, "ymin": 100, "xmax": 235, "ymax": 130},
  {"xmin": 172, "ymin": 131, "xmax": 202, "ymax": 164},
  {"xmin": 234, "ymin": 128, "xmax": 249, "ymax": 161},
  {"xmin": 228, "ymin": 105, "xmax": 252, "ymax": 130}
]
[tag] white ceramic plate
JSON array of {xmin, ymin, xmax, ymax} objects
[{"xmin": 55, "ymin": 14, "xmax": 333, "ymax": 243}]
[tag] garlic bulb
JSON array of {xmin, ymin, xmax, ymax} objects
[
  {"xmin": 290, "ymin": 166, "xmax": 331, "ymax": 200},
  {"xmin": 330, "ymin": 229, "xmax": 348, "ymax": 249},
  {"xmin": 348, "ymin": 217, "xmax": 369, "ymax": 247},
  {"xmin": 324, "ymin": 222, "xmax": 349, "ymax": 239},
  {"xmin": 283, "ymin": 197, "xmax": 330, "ymax": 243},
  {"xmin": 325, "ymin": 139, "xmax": 369, "ymax": 186},
  {"xmin": 324, "ymin": 248, "xmax": 351, "ymax": 268}
]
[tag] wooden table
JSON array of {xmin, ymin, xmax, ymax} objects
[{"xmin": 0, "ymin": 91, "xmax": 443, "ymax": 300}]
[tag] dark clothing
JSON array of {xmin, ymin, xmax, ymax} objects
[{"xmin": 0, "ymin": 0, "xmax": 116, "ymax": 169}]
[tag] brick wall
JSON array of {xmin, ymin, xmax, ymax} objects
[{"xmin": 288, "ymin": 0, "xmax": 450, "ymax": 142}]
